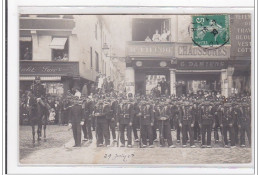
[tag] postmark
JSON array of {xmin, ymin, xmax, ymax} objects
[{"xmin": 189, "ymin": 15, "xmax": 230, "ymax": 50}]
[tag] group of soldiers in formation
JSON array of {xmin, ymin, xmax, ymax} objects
[{"xmin": 66, "ymin": 91, "xmax": 251, "ymax": 148}]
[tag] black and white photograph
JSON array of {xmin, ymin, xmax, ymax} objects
[{"xmin": 16, "ymin": 13, "xmax": 253, "ymax": 165}]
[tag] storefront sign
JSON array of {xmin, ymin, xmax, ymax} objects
[
  {"xmin": 127, "ymin": 42, "xmax": 174, "ymax": 57},
  {"xmin": 176, "ymin": 43, "xmax": 230, "ymax": 59},
  {"xmin": 20, "ymin": 61, "xmax": 80, "ymax": 76},
  {"xmin": 230, "ymin": 14, "xmax": 251, "ymax": 57},
  {"xmin": 177, "ymin": 60, "xmax": 227, "ymax": 70}
]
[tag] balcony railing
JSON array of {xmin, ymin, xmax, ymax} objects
[{"xmin": 126, "ymin": 41, "xmax": 175, "ymax": 58}]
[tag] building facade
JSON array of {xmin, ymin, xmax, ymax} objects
[
  {"xmin": 19, "ymin": 15, "xmax": 124, "ymax": 97},
  {"xmin": 125, "ymin": 15, "xmax": 251, "ymax": 97}
]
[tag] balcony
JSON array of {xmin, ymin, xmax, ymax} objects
[{"xmin": 126, "ymin": 41, "xmax": 175, "ymax": 58}]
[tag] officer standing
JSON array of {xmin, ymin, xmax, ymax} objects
[
  {"xmin": 117, "ymin": 96, "xmax": 134, "ymax": 147},
  {"xmin": 94, "ymin": 96, "xmax": 111, "ymax": 147},
  {"xmin": 107, "ymin": 94, "xmax": 118, "ymax": 143},
  {"xmin": 219, "ymin": 103, "xmax": 236, "ymax": 148},
  {"xmin": 68, "ymin": 97, "xmax": 85, "ymax": 147},
  {"xmin": 132, "ymin": 96, "xmax": 141, "ymax": 142},
  {"xmin": 179, "ymin": 101, "xmax": 196, "ymax": 148},
  {"xmin": 155, "ymin": 99, "xmax": 175, "ymax": 148},
  {"xmin": 191, "ymin": 100, "xmax": 200, "ymax": 142},
  {"xmin": 82, "ymin": 96, "xmax": 94, "ymax": 142},
  {"xmin": 139, "ymin": 98, "xmax": 155, "ymax": 148},
  {"xmin": 212, "ymin": 98, "xmax": 221, "ymax": 143},
  {"xmin": 238, "ymin": 98, "xmax": 251, "ymax": 147},
  {"xmin": 199, "ymin": 100, "xmax": 215, "ymax": 148}
]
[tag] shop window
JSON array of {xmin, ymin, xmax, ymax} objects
[
  {"xmin": 45, "ymin": 83, "xmax": 64, "ymax": 96},
  {"xmin": 132, "ymin": 18, "xmax": 171, "ymax": 42},
  {"xmin": 20, "ymin": 37, "xmax": 32, "ymax": 60},
  {"xmin": 95, "ymin": 51, "xmax": 99, "ymax": 72},
  {"xmin": 50, "ymin": 37, "xmax": 69, "ymax": 61}
]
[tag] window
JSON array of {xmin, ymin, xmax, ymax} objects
[
  {"xmin": 132, "ymin": 18, "xmax": 171, "ymax": 42},
  {"xmin": 90, "ymin": 47, "xmax": 93, "ymax": 68},
  {"xmin": 50, "ymin": 37, "xmax": 69, "ymax": 61},
  {"xmin": 20, "ymin": 37, "xmax": 32, "ymax": 60},
  {"xmin": 95, "ymin": 51, "xmax": 99, "ymax": 72}
]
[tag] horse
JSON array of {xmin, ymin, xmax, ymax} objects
[{"xmin": 29, "ymin": 97, "xmax": 50, "ymax": 146}]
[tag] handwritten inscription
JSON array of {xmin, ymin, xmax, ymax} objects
[{"xmin": 104, "ymin": 153, "xmax": 134, "ymax": 162}]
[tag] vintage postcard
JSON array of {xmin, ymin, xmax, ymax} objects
[{"xmin": 17, "ymin": 13, "xmax": 253, "ymax": 166}]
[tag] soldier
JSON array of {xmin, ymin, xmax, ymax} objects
[
  {"xmin": 174, "ymin": 99, "xmax": 182, "ymax": 143},
  {"xmin": 155, "ymin": 99, "xmax": 175, "ymax": 148},
  {"xmin": 32, "ymin": 76, "xmax": 46, "ymax": 99},
  {"xmin": 199, "ymin": 100, "xmax": 215, "ymax": 148},
  {"xmin": 237, "ymin": 98, "xmax": 251, "ymax": 147},
  {"xmin": 192, "ymin": 100, "xmax": 200, "ymax": 142},
  {"xmin": 132, "ymin": 96, "xmax": 141, "ymax": 142},
  {"xmin": 117, "ymin": 96, "xmax": 134, "ymax": 147},
  {"xmin": 68, "ymin": 97, "xmax": 85, "ymax": 147},
  {"xmin": 219, "ymin": 103, "xmax": 236, "ymax": 148},
  {"xmin": 107, "ymin": 94, "xmax": 118, "ymax": 143},
  {"xmin": 212, "ymin": 98, "xmax": 221, "ymax": 143},
  {"xmin": 94, "ymin": 96, "xmax": 111, "ymax": 147},
  {"xmin": 179, "ymin": 101, "xmax": 196, "ymax": 148},
  {"xmin": 139, "ymin": 98, "xmax": 155, "ymax": 148},
  {"xmin": 82, "ymin": 96, "xmax": 94, "ymax": 142}
]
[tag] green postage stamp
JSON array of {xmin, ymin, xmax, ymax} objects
[{"xmin": 192, "ymin": 15, "xmax": 230, "ymax": 47}]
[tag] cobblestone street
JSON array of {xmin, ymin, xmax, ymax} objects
[{"xmin": 19, "ymin": 125, "xmax": 252, "ymax": 165}]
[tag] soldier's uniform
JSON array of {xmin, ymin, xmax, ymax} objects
[
  {"xmin": 94, "ymin": 99, "xmax": 111, "ymax": 147},
  {"xmin": 199, "ymin": 101, "xmax": 215, "ymax": 147},
  {"xmin": 220, "ymin": 103, "xmax": 235, "ymax": 147},
  {"xmin": 139, "ymin": 100, "xmax": 155, "ymax": 147},
  {"xmin": 191, "ymin": 101, "xmax": 200, "ymax": 142},
  {"xmin": 117, "ymin": 98, "xmax": 134, "ymax": 147},
  {"xmin": 237, "ymin": 98, "xmax": 251, "ymax": 147},
  {"xmin": 174, "ymin": 101, "xmax": 182, "ymax": 143},
  {"xmin": 155, "ymin": 101, "xmax": 174, "ymax": 147},
  {"xmin": 82, "ymin": 97, "xmax": 94, "ymax": 141},
  {"xmin": 68, "ymin": 97, "xmax": 85, "ymax": 147},
  {"xmin": 132, "ymin": 98, "xmax": 140, "ymax": 141},
  {"xmin": 107, "ymin": 96, "xmax": 118, "ymax": 142},
  {"xmin": 179, "ymin": 102, "xmax": 195, "ymax": 147},
  {"xmin": 212, "ymin": 98, "xmax": 221, "ymax": 142}
]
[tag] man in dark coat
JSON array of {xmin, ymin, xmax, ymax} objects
[
  {"xmin": 155, "ymin": 100, "xmax": 175, "ymax": 148},
  {"xmin": 139, "ymin": 99, "xmax": 155, "ymax": 148},
  {"xmin": 68, "ymin": 97, "xmax": 85, "ymax": 147},
  {"xmin": 199, "ymin": 101, "xmax": 215, "ymax": 148},
  {"xmin": 94, "ymin": 97, "xmax": 111, "ymax": 147},
  {"xmin": 117, "ymin": 97, "xmax": 134, "ymax": 147},
  {"xmin": 179, "ymin": 101, "xmax": 196, "ymax": 148}
]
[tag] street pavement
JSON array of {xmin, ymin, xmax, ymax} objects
[{"xmin": 19, "ymin": 125, "xmax": 252, "ymax": 164}]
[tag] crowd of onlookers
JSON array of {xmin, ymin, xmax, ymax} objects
[
  {"xmin": 19, "ymin": 73, "xmax": 115, "ymax": 125},
  {"xmin": 144, "ymin": 29, "xmax": 171, "ymax": 42}
]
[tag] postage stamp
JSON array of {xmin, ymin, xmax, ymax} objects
[{"xmin": 191, "ymin": 15, "xmax": 230, "ymax": 48}]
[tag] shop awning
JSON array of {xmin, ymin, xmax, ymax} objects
[
  {"xmin": 49, "ymin": 38, "xmax": 67, "ymax": 50},
  {"xmin": 20, "ymin": 76, "xmax": 61, "ymax": 81}
]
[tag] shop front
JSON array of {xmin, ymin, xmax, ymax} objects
[
  {"xmin": 20, "ymin": 61, "xmax": 80, "ymax": 97},
  {"xmin": 126, "ymin": 41, "xmax": 234, "ymax": 97}
]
